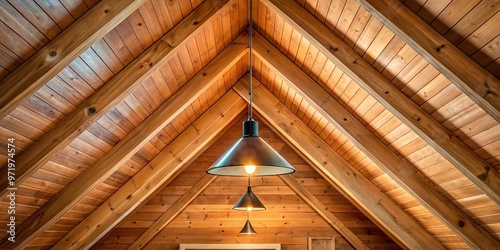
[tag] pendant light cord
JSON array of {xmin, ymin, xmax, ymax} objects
[{"xmin": 248, "ymin": 0, "xmax": 253, "ymax": 119}]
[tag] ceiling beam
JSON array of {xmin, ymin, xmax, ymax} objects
[
  {"xmin": 128, "ymin": 174, "xmax": 217, "ymax": 249},
  {"xmin": 280, "ymin": 175, "xmax": 368, "ymax": 249},
  {"xmin": 356, "ymin": 0, "xmax": 500, "ymax": 123},
  {"xmin": 252, "ymin": 33, "xmax": 499, "ymax": 249},
  {"xmin": 0, "ymin": 0, "xmax": 146, "ymax": 119},
  {"xmin": 234, "ymin": 76, "xmax": 445, "ymax": 250},
  {"xmin": 94, "ymin": 134, "xmax": 219, "ymax": 244},
  {"xmin": 51, "ymin": 91, "xmax": 245, "ymax": 250},
  {"xmin": 0, "ymin": 0, "xmax": 232, "ymax": 198},
  {"xmin": 254, "ymin": 109, "xmax": 398, "ymax": 247},
  {"xmin": 0, "ymin": 34, "xmax": 246, "ymax": 249},
  {"xmin": 262, "ymin": 0, "xmax": 500, "ymax": 204}
]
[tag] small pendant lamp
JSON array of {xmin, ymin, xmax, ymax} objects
[
  {"xmin": 233, "ymin": 170, "xmax": 266, "ymax": 211},
  {"xmin": 233, "ymin": 186, "xmax": 265, "ymax": 211},
  {"xmin": 239, "ymin": 212, "xmax": 257, "ymax": 234},
  {"xmin": 206, "ymin": 0, "xmax": 295, "ymax": 177}
]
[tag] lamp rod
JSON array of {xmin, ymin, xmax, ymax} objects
[{"xmin": 249, "ymin": 0, "xmax": 253, "ymax": 119}]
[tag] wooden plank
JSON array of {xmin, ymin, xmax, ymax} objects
[
  {"xmin": 164, "ymin": 218, "xmax": 331, "ymax": 227},
  {"xmin": 35, "ymin": 0, "xmax": 75, "ymax": 30},
  {"xmin": 0, "ymin": 0, "xmax": 232, "ymax": 199},
  {"xmin": 250, "ymin": 33, "xmax": 500, "ymax": 249},
  {"xmin": 51, "ymin": 91, "xmax": 245, "ymax": 249},
  {"xmin": 101, "ymin": 145, "xmax": 208, "ymax": 237},
  {"xmin": 0, "ymin": 0, "xmax": 146, "ymax": 119},
  {"xmin": 280, "ymin": 175, "xmax": 368, "ymax": 249},
  {"xmin": 0, "ymin": 26, "xmax": 245, "ymax": 250},
  {"xmin": 233, "ymin": 77, "xmax": 445, "ymax": 249},
  {"xmin": 128, "ymin": 175, "xmax": 217, "ymax": 249},
  {"xmin": 262, "ymin": 0, "xmax": 500, "ymax": 204},
  {"xmin": 0, "ymin": 1, "xmax": 48, "ymax": 50},
  {"xmin": 356, "ymin": 0, "xmax": 500, "ymax": 122}
]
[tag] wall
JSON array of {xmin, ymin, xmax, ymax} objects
[{"xmin": 94, "ymin": 117, "xmax": 399, "ymax": 250}]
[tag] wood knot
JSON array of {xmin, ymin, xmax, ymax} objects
[
  {"xmin": 193, "ymin": 21, "xmax": 199, "ymax": 25},
  {"xmin": 436, "ymin": 44, "xmax": 445, "ymax": 52},
  {"xmin": 202, "ymin": 72, "xmax": 207, "ymax": 76},
  {"xmin": 49, "ymin": 51, "xmax": 57, "ymax": 57},
  {"xmin": 343, "ymin": 118, "xmax": 347, "ymax": 121},
  {"xmin": 330, "ymin": 46, "xmax": 338, "ymax": 52},
  {"xmin": 458, "ymin": 220, "xmax": 465, "ymax": 227},
  {"xmin": 384, "ymin": 90, "xmax": 389, "ymax": 94},
  {"xmin": 478, "ymin": 166, "xmax": 490, "ymax": 180},
  {"xmin": 87, "ymin": 107, "xmax": 96, "ymax": 114},
  {"xmin": 104, "ymin": 9, "xmax": 109, "ymax": 13}
]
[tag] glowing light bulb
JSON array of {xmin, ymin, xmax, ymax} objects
[
  {"xmin": 247, "ymin": 207, "xmax": 253, "ymax": 211},
  {"xmin": 245, "ymin": 165, "xmax": 256, "ymax": 174}
]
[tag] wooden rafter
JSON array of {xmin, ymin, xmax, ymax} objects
[
  {"xmin": 252, "ymin": 33, "xmax": 499, "ymax": 249},
  {"xmin": 0, "ymin": 0, "xmax": 147, "ymax": 119},
  {"xmin": 0, "ymin": 0, "xmax": 232, "ymax": 198},
  {"xmin": 234, "ymin": 76, "xmax": 445, "ymax": 249},
  {"xmin": 128, "ymin": 174, "xmax": 217, "ymax": 249},
  {"xmin": 280, "ymin": 175, "xmax": 368, "ymax": 249},
  {"xmin": 95, "ymin": 143, "xmax": 209, "ymax": 243},
  {"xmin": 356, "ymin": 0, "xmax": 500, "ymax": 123},
  {"xmin": 262, "ymin": 0, "xmax": 500, "ymax": 204},
  {"xmin": 51, "ymin": 91, "xmax": 245, "ymax": 249},
  {"xmin": 0, "ymin": 33, "xmax": 246, "ymax": 249}
]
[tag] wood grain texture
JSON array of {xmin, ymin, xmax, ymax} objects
[
  {"xmin": 251, "ymin": 32, "xmax": 499, "ymax": 249},
  {"xmin": 0, "ymin": 0, "xmax": 498, "ymax": 248},
  {"xmin": 0, "ymin": 0, "xmax": 147, "ymax": 119},
  {"xmin": 280, "ymin": 175, "xmax": 368, "ymax": 250},
  {"xmin": 95, "ymin": 117, "xmax": 395, "ymax": 250},
  {"xmin": 51, "ymin": 91, "xmax": 245, "ymax": 249},
  {"xmin": 128, "ymin": 174, "xmax": 217, "ymax": 249},
  {"xmin": 0, "ymin": 2, "xmax": 237, "ymax": 249},
  {"xmin": 234, "ymin": 76, "xmax": 445, "ymax": 250},
  {"xmin": 357, "ymin": 0, "xmax": 500, "ymax": 123},
  {"xmin": 0, "ymin": 0, "xmax": 231, "ymax": 201},
  {"xmin": 262, "ymin": 0, "xmax": 500, "ymax": 205}
]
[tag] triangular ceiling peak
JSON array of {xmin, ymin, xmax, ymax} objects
[
  {"xmin": 0, "ymin": 0, "xmax": 498, "ymax": 249},
  {"xmin": 95, "ymin": 116, "xmax": 399, "ymax": 249}
]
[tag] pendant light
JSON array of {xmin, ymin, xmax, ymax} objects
[
  {"xmin": 239, "ymin": 212, "xmax": 257, "ymax": 234},
  {"xmin": 206, "ymin": 0, "xmax": 295, "ymax": 177},
  {"xmin": 233, "ymin": 169, "xmax": 266, "ymax": 211}
]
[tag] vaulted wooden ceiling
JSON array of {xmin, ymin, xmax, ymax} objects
[{"xmin": 0, "ymin": 0, "xmax": 499, "ymax": 249}]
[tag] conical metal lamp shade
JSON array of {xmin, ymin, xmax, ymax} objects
[
  {"xmin": 206, "ymin": 119, "xmax": 295, "ymax": 176},
  {"xmin": 233, "ymin": 186, "xmax": 266, "ymax": 211},
  {"xmin": 239, "ymin": 220, "xmax": 257, "ymax": 234}
]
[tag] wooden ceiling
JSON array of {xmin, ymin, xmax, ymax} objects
[{"xmin": 0, "ymin": 0, "xmax": 498, "ymax": 249}]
